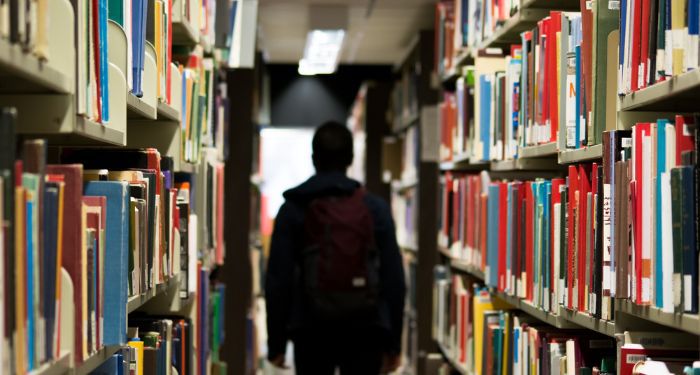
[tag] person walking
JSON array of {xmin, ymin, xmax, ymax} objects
[{"xmin": 266, "ymin": 121, "xmax": 406, "ymax": 374}]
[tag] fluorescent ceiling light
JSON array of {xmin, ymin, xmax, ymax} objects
[{"xmin": 298, "ymin": 29, "xmax": 345, "ymax": 76}]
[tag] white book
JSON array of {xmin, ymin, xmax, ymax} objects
[
  {"xmin": 602, "ymin": 182, "xmax": 612, "ymax": 320},
  {"xmin": 661, "ymin": 172, "xmax": 674, "ymax": 313},
  {"xmin": 566, "ymin": 340, "xmax": 577, "ymax": 375},
  {"xmin": 641, "ymin": 135, "xmax": 652, "ymax": 304}
]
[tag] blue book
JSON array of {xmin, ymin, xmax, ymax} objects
[
  {"xmin": 619, "ymin": 0, "xmax": 627, "ymax": 94},
  {"xmin": 43, "ymin": 184, "xmax": 60, "ymax": 361},
  {"xmin": 655, "ymin": 120, "xmax": 669, "ymax": 308},
  {"xmin": 480, "ymin": 75, "xmax": 492, "ymax": 161},
  {"xmin": 84, "ymin": 181, "xmax": 130, "ymax": 345},
  {"xmin": 26, "ymin": 198, "xmax": 35, "ymax": 369},
  {"xmin": 575, "ymin": 45, "xmax": 582, "ymax": 149},
  {"xmin": 487, "ymin": 184, "xmax": 500, "ymax": 287},
  {"xmin": 461, "ymin": 0, "xmax": 469, "ymax": 46},
  {"xmin": 131, "ymin": 0, "xmax": 148, "ymax": 96},
  {"xmin": 100, "ymin": 0, "xmax": 110, "ymax": 122},
  {"xmin": 90, "ymin": 354, "xmax": 119, "ymax": 374}
]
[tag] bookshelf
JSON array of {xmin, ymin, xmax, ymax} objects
[
  {"xmin": 0, "ymin": 38, "xmax": 73, "ymax": 94},
  {"xmin": 557, "ymin": 144, "xmax": 604, "ymax": 164},
  {"xmin": 620, "ymin": 69, "xmax": 700, "ymax": 112},
  {"xmin": 518, "ymin": 142, "xmax": 558, "ymax": 158},
  {"xmin": 0, "ymin": 1, "xmax": 257, "ymax": 374},
  {"xmin": 426, "ymin": 0, "xmax": 700, "ymax": 374},
  {"xmin": 385, "ymin": 30, "xmax": 441, "ymax": 374}
]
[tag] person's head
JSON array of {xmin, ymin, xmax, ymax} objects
[{"xmin": 312, "ymin": 121, "xmax": 353, "ymax": 173}]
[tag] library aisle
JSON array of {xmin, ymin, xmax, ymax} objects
[{"xmin": 2, "ymin": 0, "xmax": 700, "ymax": 374}]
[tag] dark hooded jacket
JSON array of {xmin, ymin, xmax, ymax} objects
[{"xmin": 265, "ymin": 171, "xmax": 406, "ymax": 359}]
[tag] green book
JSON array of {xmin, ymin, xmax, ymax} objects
[
  {"xmin": 590, "ymin": 0, "xmax": 620, "ymax": 146},
  {"xmin": 108, "ymin": 0, "xmax": 125, "ymax": 26}
]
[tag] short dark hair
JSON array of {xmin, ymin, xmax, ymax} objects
[{"xmin": 312, "ymin": 121, "xmax": 353, "ymax": 172}]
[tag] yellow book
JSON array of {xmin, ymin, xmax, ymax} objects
[
  {"xmin": 14, "ymin": 187, "xmax": 26, "ymax": 374},
  {"xmin": 501, "ymin": 311, "xmax": 511, "ymax": 375},
  {"xmin": 53, "ymin": 181, "xmax": 65, "ymax": 359},
  {"xmin": 473, "ymin": 291, "xmax": 510, "ymax": 375},
  {"xmin": 34, "ymin": 0, "xmax": 49, "ymax": 60},
  {"xmin": 671, "ymin": 0, "xmax": 686, "ymax": 76},
  {"xmin": 128, "ymin": 340, "xmax": 144, "ymax": 375}
]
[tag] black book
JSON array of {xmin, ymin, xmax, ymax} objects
[{"xmin": 0, "ymin": 108, "xmax": 16, "ymax": 355}]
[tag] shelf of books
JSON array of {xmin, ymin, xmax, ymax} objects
[
  {"xmin": 386, "ymin": 30, "xmax": 443, "ymax": 373},
  {"xmin": 429, "ymin": 0, "xmax": 700, "ymax": 374},
  {"xmin": 0, "ymin": 0, "xmax": 252, "ymax": 374},
  {"xmin": 435, "ymin": 0, "xmax": 581, "ymax": 83}
]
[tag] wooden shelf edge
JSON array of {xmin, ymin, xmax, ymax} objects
[{"xmin": 616, "ymin": 300, "xmax": 700, "ymax": 336}]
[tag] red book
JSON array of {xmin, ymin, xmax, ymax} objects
[
  {"xmin": 548, "ymin": 12, "xmax": 562, "ymax": 142},
  {"xmin": 675, "ymin": 115, "xmax": 696, "ymax": 165},
  {"xmin": 480, "ymin": 193, "xmax": 488, "ymax": 270},
  {"xmin": 590, "ymin": 163, "xmax": 599, "ymax": 309},
  {"xmin": 567, "ymin": 166, "xmax": 579, "ymax": 309},
  {"xmin": 92, "ymin": 0, "xmax": 102, "ymax": 122},
  {"xmin": 452, "ymin": 177, "xmax": 460, "ymax": 244},
  {"xmin": 525, "ymin": 182, "xmax": 534, "ymax": 301},
  {"xmin": 498, "ymin": 182, "xmax": 508, "ymax": 291},
  {"xmin": 84, "ymin": 196, "xmax": 106, "ymax": 351},
  {"xmin": 578, "ymin": 164, "xmax": 591, "ymax": 311},
  {"xmin": 458, "ymin": 292, "xmax": 467, "ymax": 363},
  {"xmin": 443, "ymin": 173, "xmax": 452, "ymax": 239},
  {"xmin": 46, "ymin": 164, "xmax": 85, "ymax": 363},
  {"xmin": 465, "ymin": 177, "xmax": 474, "ymax": 255},
  {"xmin": 516, "ymin": 181, "xmax": 526, "ymax": 294}
]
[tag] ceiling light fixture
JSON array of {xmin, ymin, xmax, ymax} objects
[{"xmin": 298, "ymin": 29, "xmax": 346, "ymax": 76}]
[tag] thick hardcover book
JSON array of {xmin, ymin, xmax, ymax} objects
[
  {"xmin": 84, "ymin": 181, "xmax": 130, "ymax": 345},
  {"xmin": 45, "ymin": 164, "xmax": 85, "ymax": 363}
]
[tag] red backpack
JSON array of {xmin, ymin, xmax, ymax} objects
[{"xmin": 300, "ymin": 188, "xmax": 380, "ymax": 321}]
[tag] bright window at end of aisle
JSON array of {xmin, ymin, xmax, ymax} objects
[{"xmin": 261, "ymin": 127, "xmax": 315, "ymax": 222}]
